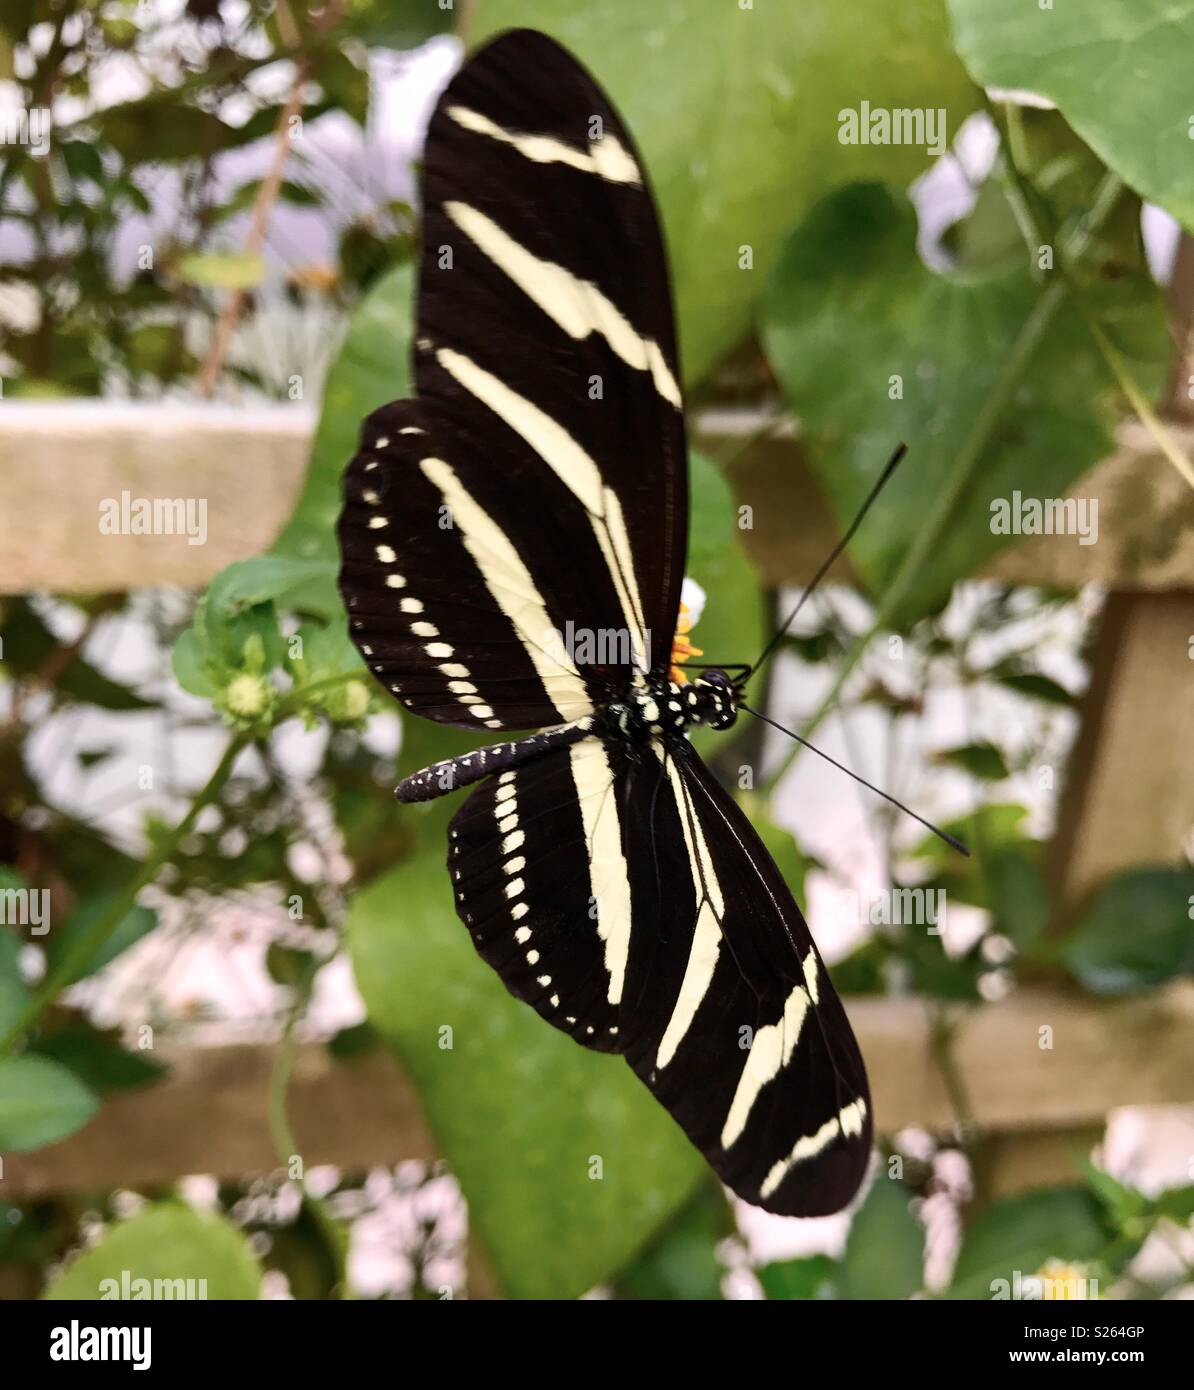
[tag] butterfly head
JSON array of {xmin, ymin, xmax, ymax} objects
[{"xmin": 688, "ymin": 669, "xmax": 738, "ymax": 731}]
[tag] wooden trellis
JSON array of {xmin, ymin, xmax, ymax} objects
[{"xmin": 2, "ymin": 401, "xmax": 1193, "ymax": 1218}]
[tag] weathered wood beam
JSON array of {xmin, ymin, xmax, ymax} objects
[
  {"xmin": 3, "ymin": 403, "xmax": 1194, "ymax": 594},
  {"xmin": 1046, "ymin": 590, "xmax": 1194, "ymax": 927},
  {"xmin": 5, "ymin": 984, "xmax": 1192, "ymax": 1198}
]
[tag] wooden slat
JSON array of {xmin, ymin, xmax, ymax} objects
[
  {"xmin": 1046, "ymin": 591, "xmax": 1194, "ymax": 926},
  {"xmin": 0, "ymin": 402, "xmax": 314, "ymax": 593},
  {"xmin": 6, "ymin": 984, "xmax": 1192, "ymax": 1198},
  {"xmin": 3, "ymin": 403, "xmax": 1194, "ymax": 593},
  {"xmin": 2, "ymin": 1041, "xmax": 434, "ymax": 1198},
  {"xmin": 716, "ymin": 414, "xmax": 1194, "ymax": 591}
]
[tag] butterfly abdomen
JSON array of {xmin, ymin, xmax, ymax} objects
[{"xmin": 394, "ymin": 716, "xmax": 596, "ymax": 803}]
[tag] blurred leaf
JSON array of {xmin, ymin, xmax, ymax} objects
[
  {"xmin": 993, "ymin": 671, "xmax": 1074, "ymax": 706},
  {"xmin": 1061, "ymin": 867, "xmax": 1194, "ymax": 994},
  {"xmin": 311, "ymin": 46, "xmax": 369, "ymax": 125},
  {"xmin": 739, "ymin": 796, "xmax": 809, "ymax": 904},
  {"xmin": 45, "ymin": 899, "xmax": 157, "ymax": 986},
  {"xmin": 901, "ymin": 933, "xmax": 983, "ymax": 1001},
  {"xmin": 269, "ymin": 262, "xmax": 414, "ymax": 612},
  {"xmin": 0, "ymin": 1054, "xmax": 99, "ymax": 1151},
  {"xmin": 347, "ymin": 838, "xmax": 706, "ymax": 1300},
  {"xmin": 828, "ymin": 937, "xmax": 888, "ymax": 996},
  {"xmin": 906, "ymin": 803, "xmax": 1034, "ymax": 901},
  {"xmin": 840, "ymin": 1177, "xmax": 925, "ymax": 1299},
  {"xmin": 614, "ymin": 1181, "xmax": 732, "ymax": 1300},
  {"xmin": 685, "ymin": 450, "xmax": 765, "ymax": 757},
  {"xmin": 95, "ymin": 102, "xmax": 238, "ymax": 163},
  {"xmin": 59, "ymin": 140, "xmax": 105, "ymax": 186},
  {"xmin": 172, "ymin": 626, "xmax": 218, "ymax": 697},
  {"xmin": 1152, "ymin": 1184, "xmax": 1194, "ymax": 1223},
  {"xmin": 341, "ymin": 0, "xmax": 455, "ymax": 49},
  {"xmin": 265, "ymin": 943, "xmax": 316, "ymax": 989},
  {"xmin": 178, "ymin": 251, "xmax": 267, "ymax": 290},
  {"xmin": 759, "ymin": 1252, "xmax": 839, "ymax": 1300},
  {"xmin": 934, "ymin": 743, "xmax": 1010, "ymax": 781},
  {"xmin": 947, "ymin": 1186, "xmax": 1109, "ymax": 1299},
  {"xmin": 33, "ymin": 1023, "xmax": 165, "ymax": 1094},
  {"xmin": 43, "ymin": 1203, "xmax": 262, "ymax": 1300},
  {"xmin": 986, "ymin": 848, "xmax": 1050, "ymax": 952},
  {"xmin": 475, "ymin": 2, "xmax": 977, "ymax": 384},
  {"xmin": 949, "ymin": 0, "xmax": 1194, "ymax": 230},
  {"xmin": 327, "ymin": 1020, "xmax": 379, "ymax": 1060},
  {"xmin": 0, "ymin": 925, "xmax": 28, "ymax": 1037},
  {"xmin": 0, "ymin": 602, "xmax": 151, "ymax": 711},
  {"xmin": 761, "ymin": 181, "xmax": 1167, "ymax": 624}
]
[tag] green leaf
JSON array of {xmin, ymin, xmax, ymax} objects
[
  {"xmin": 947, "ymin": 1186, "xmax": 1109, "ymax": 1299},
  {"xmin": 286, "ymin": 618, "xmax": 365, "ymax": 685},
  {"xmin": 341, "ymin": 0, "xmax": 455, "ymax": 50},
  {"xmin": 840, "ymin": 1176, "xmax": 925, "ymax": 1299},
  {"xmin": 0, "ymin": 925, "xmax": 28, "ymax": 1037},
  {"xmin": 171, "ymin": 626, "xmax": 218, "ymax": 698},
  {"xmin": 1152, "ymin": 1184, "xmax": 1194, "ymax": 1224},
  {"xmin": 207, "ymin": 556, "xmax": 337, "ymax": 629},
  {"xmin": 269, "ymin": 263, "xmax": 414, "ymax": 588},
  {"xmin": 909, "ymin": 803, "xmax": 1032, "ymax": 882},
  {"xmin": 986, "ymin": 848, "xmax": 1050, "ymax": 952},
  {"xmin": 759, "ymin": 1253, "xmax": 839, "ymax": 1300},
  {"xmin": 0, "ymin": 1054, "xmax": 99, "ymax": 1151},
  {"xmin": 33, "ymin": 1024, "xmax": 166, "ymax": 1094},
  {"xmin": 474, "ymin": 2, "xmax": 977, "ymax": 384},
  {"xmin": 993, "ymin": 671, "xmax": 1074, "ymax": 706},
  {"xmin": 43, "ymin": 1202, "xmax": 262, "ymax": 1300},
  {"xmin": 45, "ymin": 899, "xmax": 157, "ymax": 986},
  {"xmin": 347, "ymin": 844, "xmax": 705, "ymax": 1300},
  {"xmin": 0, "ymin": 601, "xmax": 152, "ymax": 711},
  {"xmin": 1061, "ymin": 867, "xmax": 1194, "ymax": 994},
  {"xmin": 949, "ymin": 0, "xmax": 1194, "ymax": 230},
  {"xmin": 761, "ymin": 181, "xmax": 1168, "ymax": 624},
  {"xmin": 326, "ymin": 1020, "xmax": 379, "ymax": 1061},
  {"xmin": 177, "ymin": 251, "xmax": 267, "ymax": 290},
  {"xmin": 614, "ymin": 1181, "xmax": 732, "ymax": 1300},
  {"xmin": 934, "ymin": 742, "xmax": 1010, "ymax": 781},
  {"xmin": 684, "ymin": 450, "xmax": 765, "ymax": 756}
]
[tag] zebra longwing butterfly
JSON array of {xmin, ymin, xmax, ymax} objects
[{"xmin": 338, "ymin": 28, "xmax": 872, "ymax": 1216}]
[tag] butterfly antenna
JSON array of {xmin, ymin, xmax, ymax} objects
[
  {"xmin": 739, "ymin": 701, "xmax": 969, "ymax": 856},
  {"xmin": 739, "ymin": 442, "xmax": 908, "ymax": 687}
]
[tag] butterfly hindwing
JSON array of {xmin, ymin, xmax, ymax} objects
[{"xmin": 447, "ymin": 734, "xmax": 872, "ymax": 1217}]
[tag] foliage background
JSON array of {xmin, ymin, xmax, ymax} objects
[{"xmin": 1, "ymin": 0, "xmax": 1192, "ymax": 1300}]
